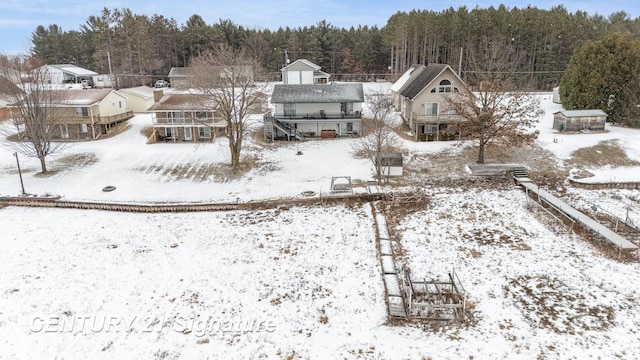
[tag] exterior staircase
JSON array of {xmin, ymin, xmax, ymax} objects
[
  {"xmin": 263, "ymin": 112, "xmax": 304, "ymax": 141},
  {"xmin": 512, "ymin": 166, "xmax": 529, "ymax": 179}
]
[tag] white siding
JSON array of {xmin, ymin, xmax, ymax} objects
[{"xmin": 98, "ymin": 92, "xmax": 128, "ymax": 116}]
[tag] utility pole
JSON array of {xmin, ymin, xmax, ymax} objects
[
  {"xmin": 458, "ymin": 47, "xmax": 463, "ymax": 77},
  {"xmin": 13, "ymin": 152, "xmax": 25, "ymax": 196}
]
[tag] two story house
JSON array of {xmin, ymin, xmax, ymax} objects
[
  {"xmin": 11, "ymin": 89, "xmax": 133, "ymax": 140},
  {"xmin": 147, "ymin": 90, "xmax": 225, "ymax": 143},
  {"xmin": 281, "ymin": 59, "xmax": 330, "ymax": 84},
  {"xmin": 392, "ymin": 63, "xmax": 469, "ymax": 141},
  {"xmin": 265, "ymin": 59, "xmax": 363, "ymax": 141}
]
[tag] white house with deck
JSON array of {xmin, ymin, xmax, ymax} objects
[
  {"xmin": 266, "ymin": 82, "xmax": 364, "ymax": 140},
  {"xmin": 265, "ymin": 59, "xmax": 363, "ymax": 140}
]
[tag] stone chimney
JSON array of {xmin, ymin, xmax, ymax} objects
[{"xmin": 153, "ymin": 89, "xmax": 163, "ymax": 102}]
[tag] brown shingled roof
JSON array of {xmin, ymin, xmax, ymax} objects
[{"xmin": 147, "ymin": 93, "xmax": 217, "ymax": 111}]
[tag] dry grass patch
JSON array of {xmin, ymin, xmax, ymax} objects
[
  {"xmin": 504, "ymin": 274, "xmax": 617, "ymax": 334},
  {"xmin": 566, "ymin": 140, "xmax": 640, "ymax": 168}
]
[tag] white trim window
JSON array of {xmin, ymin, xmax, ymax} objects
[
  {"xmin": 184, "ymin": 127, "xmax": 192, "ymax": 141},
  {"xmin": 425, "ymin": 102, "xmax": 439, "ymax": 116},
  {"xmin": 79, "ymin": 124, "xmax": 88, "ymax": 133},
  {"xmin": 60, "ymin": 124, "xmax": 69, "ymax": 139},
  {"xmin": 198, "ymin": 126, "xmax": 211, "ymax": 139},
  {"xmin": 76, "ymin": 107, "xmax": 89, "ymax": 117},
  {"xmin": 283, "ymin": 103, "xmax": 295, "ymax": 116},
  {"xmin": 438, "ymin": 79, "xmax": 452, "ymax": 93}
]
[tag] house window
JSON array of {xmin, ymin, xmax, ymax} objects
[
  {"xmin": 167, "ymin": 111, "xmax": 182, "ymax": 124},
  {"xmin": 438, "ymin": 79, "xmax": 452, "ymax": 93},
  {"xmin": 283, "ymin": 103, "xmax": 296, "ymax": 116},
  {"xmin": 184, "ymin": 127, "xmax": 193, "ymax": 141},
  {"xmin": 195, "ymin": 111, "xmax": 209, "ymax": 121},
  {"xmin": 199, "ymin": 126, "xmax": 211, "ymax": 139},
  {"xmin": 341, "ymin": 103, "xmax": 353, "ymax": 114},
  {"xmin": 79, "ymin": 124, "xmax": 88, "ymax": 133},
  {"xmin": 425, "ymin": 125, "xmax": 438, "ymax": 134},
  {"xmin": 118, "ymin": 101, "xmax": 123, "ymax": 108},
  {"xmin": 166, "ymin": 127, "xmax": 176, "ymax": 139},
  {"xmin": 447, "ymin": 109, "xmax": 457, "ymax": 115},
  {"xmin": 425, "ymin": 103, "xmax": 439, "ymax": 116},
  {"xmin": 76, "ymin": 107, "xmax": 89, "ymax": 117},
  {"xmin": 60, "ymin": 124, "xmax": 69, "ymax": 139}
]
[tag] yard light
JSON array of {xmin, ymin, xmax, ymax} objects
[{"xmin": 13, "ymin": 152, "xmax": 25, "ymax": 196}]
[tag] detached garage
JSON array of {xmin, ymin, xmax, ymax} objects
[{"xmin": 552, "ymin": 109, "xmax": 608, "ymax": 132}]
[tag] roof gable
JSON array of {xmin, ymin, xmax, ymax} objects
[
  {"xmin": 281, "ymin": 59, "xmax": 322, "ymax": 72},
  {"xmin": 271, "ymin": 83, "xmax": 364, "ymax": 103},
  {"xmin": 399, "ymin": 64, "xmax": 462, "ymax": 100}
]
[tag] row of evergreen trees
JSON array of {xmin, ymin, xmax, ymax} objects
[{"xmin": 30, "ymin": 5, "xmax": 640, "ymax": 89}]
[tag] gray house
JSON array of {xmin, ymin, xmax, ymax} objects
[
  {"xmin": 553, "ymin": 109, "xmax": 607, "ymax": 132},
  {"xmin": 392, "ymin": 63, "xmax": 469, "ymax": 141},
  {"xmin": 265, "ymin": 83, "xmax": 364, "ymax": 140}
]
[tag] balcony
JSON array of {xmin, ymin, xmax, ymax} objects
[
  {"xmin": 14, "ymin": 111, "xmax": 134, "ymax": 125},
  {"xmin": 151, "ymin": 114, "xmax": 225, "ymax": 127},
  {"xmin": 413, "ymin": 113, "xmax": 466, "ymax": 124},
  {"xmin": 272, "ymin": 110, "xmax": 362, "ymax": 121}
]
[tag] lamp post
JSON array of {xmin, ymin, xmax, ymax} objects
[{"xmin": 13, "ymin": 152, "xmax": 25, "ymax": 196}]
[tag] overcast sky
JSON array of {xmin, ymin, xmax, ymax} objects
[{"xmin": 1, "ymin": 0, "xmax": 639, "ymax": 55}]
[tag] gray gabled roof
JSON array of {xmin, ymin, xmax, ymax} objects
[
  {"xmin": 280, "ymin": 59, "xmax": 322, "ymax": 72},
  {"xmin": 271, "ymin": 83, "xmax": 364, "ymax": 103},
  {"xmin": 147, "ymin": 93, "xmax": 217, "ymax": 111},
  {"xmin": 399, "ymin": 63, "xmax": 450, "ymax": 100},
  {"xmin": 390, "ymin": 64, "xmax": 424, "ymax": 93},
  {"xmin": 554, "ymin": 109, "xmax": 608, "ymax": 118}
]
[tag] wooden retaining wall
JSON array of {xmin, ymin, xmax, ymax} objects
[
  {"xmin": 0, "ymin": 193, "xmax": 385, "ymax": 213},
  {"xmin": 569, "ymin": 179, "xmax": 640, "ymax": 190}
]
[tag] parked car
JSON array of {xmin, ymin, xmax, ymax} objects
[{"xmin": 154, "ymin": 80, "xmax": 169, "ymax": 88}]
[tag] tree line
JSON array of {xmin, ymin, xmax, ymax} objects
[{"xmin": 28, "ymin": 5, "xmax": 640, "ymax": 89}]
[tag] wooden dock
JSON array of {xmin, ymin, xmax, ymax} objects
[
  {"xmin": 516, "ymin": 177, "xmax": 638, "ymax": 251},
  {"xmin": 373, "ymin": 207, "xmax": 408, "ymax": 319}
]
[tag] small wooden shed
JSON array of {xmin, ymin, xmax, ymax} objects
[
  {"xmin": 375, "ymin": 152, "xmax": 404, "ymax": 177},
  {"xmin": 552, "ymin": 109, "xmax": 608, "ymax": 132}
]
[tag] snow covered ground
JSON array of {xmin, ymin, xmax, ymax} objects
[{"xmin": 1, "ymin": 83, "xmax": 640, "ymax": 359}]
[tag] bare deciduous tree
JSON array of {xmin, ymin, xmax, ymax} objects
[
  {"xmin": 447, "ymin": 79, "xmax": 543, "ymax": 164},
  {"xmin": 450, "ymin": 37, "xmax": 543, "ymax": 164},
  {"xmin": 353, "ymin": 90, "xmax": 401, "ymax": 184},
  {"xmin": 0, "ymin": 55, "xmax": 67, "ymax": 173},
  {"xmin": 188, "ymin": 44, "xmax": 265, "ymax": 169}
]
